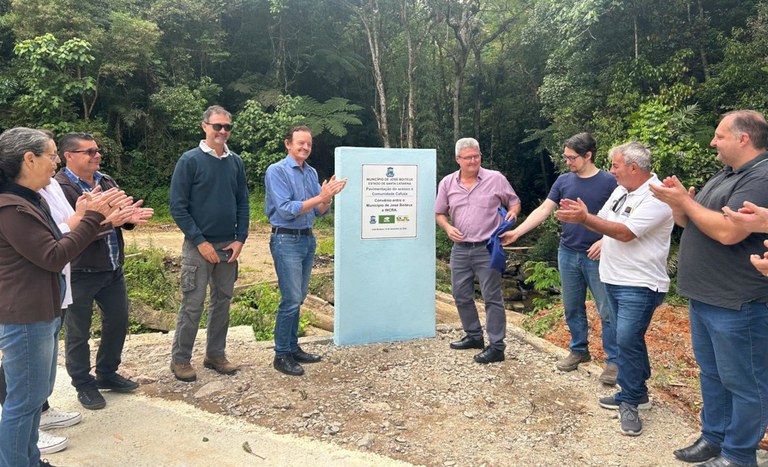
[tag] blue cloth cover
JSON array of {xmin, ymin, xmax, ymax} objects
[{"xmin": 486, "ymin": 207, "xmax": 516, "ymax": 273}]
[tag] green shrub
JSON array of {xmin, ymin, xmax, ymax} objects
[
  {"xmin": 123, "ymin": 245, "xmax": 178, "ymax": 311},
  {"xmin": 232, "ymin": 283, "xmax": 312, "ymax": 341},
  {"xmin": 436, "ymin": 259, "xmax": 452, "ymax": 294},
  {"xmin": 436, "ymin": 227, "xmax": 453, "ymax": 261},
  {"xmin": 522, "ymin": 307, "xmax": 565, "ymax": 337},
  {"xmin": 315, "ymin": 235, "xmax": 334, "ymax": 256},
  {"xmin": 528, "ymin": 215, "xmax": 560, "ymax": 263}
]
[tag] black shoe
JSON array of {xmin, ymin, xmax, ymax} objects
[
  {"xmin": 473, "ymin": 346, "xmax": 505, "ymax": 364},
  {"xmin": 674, "ymin": 437, "xmax": 721, "ymax": 463},
  {"xmin": 694, "ymin": 455, "xmax": 750, "ymax": 467},
  {"xmin": 450, "ymin": 335, "xmax": 484, "ymax": 350},
  {"xmin": 77, "ymin": 387, "xmax": 106, "ymax": 410},
  {"xmin": 96, "ymin": 373, "xmax": 139, "ymax": 392},
  {"xmin": 292, "ymin": 348, "xmax": 322, "ymax": 363},
  {"xmin": 274, "ymin": 355, "xmax": 304, "ymax": 376}
]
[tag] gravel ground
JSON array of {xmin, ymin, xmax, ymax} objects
[{"xmin": 105, "ymin": 324, "xmax": 724, "ymax": 467}]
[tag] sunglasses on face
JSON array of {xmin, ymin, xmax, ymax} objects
[
  {"xmin": 205, "ymin": 122, "xmax": 233, "ymax": 132},
  {"xmin": 69, "ymin": 148, "xmax": 101, "ymax": 158}
]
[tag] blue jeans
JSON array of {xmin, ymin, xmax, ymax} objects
[
  {"xmin": 606, "ymin": 284, "xmax": 664, "ymax": 406},
  {"xmin": 270, "ymin": 233, "xmax": 315, "ymax": 356},
  {"xmin": 558, "ymin": 247, "xmax": 617, "ymax": 363},
  {"xmin": 690, "ymin": 300, "xmax": 768, "ymax": 466},
  {"xmin": 0, "ymin": 317, "xmax": 60, "ymax": 467}
]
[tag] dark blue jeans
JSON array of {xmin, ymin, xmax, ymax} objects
[
  {"xmin": 0, "ymin": 317, "xmax": 60, "ymax": 466},
  {"xmin": 270, "ymin": 233, "xmax": 315, "ymax": 356},
  {"xmin": 558, "ymin": 247, "xmax": 617, "ymax": 363},
  {"xmin": 606, "ymin": 284, "xmax": 664, "ymax": 406},
  {"xmin": 65, "ymin": 269, "xmax": 129, "ymax": 390},
  {"xmin": 690, "ymin": 299, "xmax": 768, "ymax": 466}
]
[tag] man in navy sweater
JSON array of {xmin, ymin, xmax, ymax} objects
[{"xmin": 169, "ymin": 105, "xmax": 250, "ymax": 382}]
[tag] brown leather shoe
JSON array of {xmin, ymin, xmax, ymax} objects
[
  {"xmin": 203, "ymin": 355, "xmax": 239, "ymax": 375},
  {"xmin": 556, "ymin": 351, "xmax": 591, "ymax": 371},
  {"xmin": 170, "ymin": 361, "xmax": 197, "ymax": 382},
  {"xmin": 599, "ymin": 363, "xmax": 618, "ymax": 385}
]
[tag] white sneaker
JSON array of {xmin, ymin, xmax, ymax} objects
[
  {"xmin": 40, "ymin": 407, "xmax": 82, "ymax": 430},
  {"xmin": 38, "ymin": 430, "xmax": 68, "ymax": 454}
]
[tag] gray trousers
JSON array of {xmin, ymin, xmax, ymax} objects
[
  {"xmin": 450, "ymin": 244, "xmax": 506, "ymax": 350},
  {"xmin": 171, "ymin": 240, "xmax": 238, "ymax": 364}
]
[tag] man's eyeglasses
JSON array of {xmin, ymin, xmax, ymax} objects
[
  {"xmin": 458, "ymin": 153, "xmax": 481, "ymax": 161},
  {"xmin": 69, "ymin": 148, "xmax": 101, "ymax": 158},
  {"xmin": 611, "ymin": 193, "xmax": 628, "ymax": 213},
  {"xmin": 562, "ymin": 153, "xmax": 583, "ymax": 162},
  {"xmin": 205, "ymin": 122, "xmax": 233, "ymax": 132}
]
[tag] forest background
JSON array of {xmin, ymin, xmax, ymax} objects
[{"xmin": 0, "ymin": 0, "xmax": 766, "ymax": 225}]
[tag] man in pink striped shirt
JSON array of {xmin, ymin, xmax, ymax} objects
[{"xmin": 435, "ymin": 137, "xmax": 521, "ymax": 363}]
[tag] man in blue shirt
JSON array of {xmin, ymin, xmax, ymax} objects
[
  {"xmin": 501, "ymin": 133, "xmax": 619, "ymax": 384},
  {"xmin": 265, "ymin": 125, "xmax": 346, "ymax": 376},
  {"xmin": 169, "ymin": 105, "xmax": 250, "ymax": 382}
]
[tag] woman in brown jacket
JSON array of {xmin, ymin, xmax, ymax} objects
[{"xmin": 0, "ymin": 127, "xmax": 124, "ymax": 467}]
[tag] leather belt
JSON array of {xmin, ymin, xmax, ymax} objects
[
  {"xmin": 271, "ymin": 227, "xmax": 313, "ymax": 236},
  {"xmin": 456, "ymin": 240, "xmax": 488, "ymax": 248}
]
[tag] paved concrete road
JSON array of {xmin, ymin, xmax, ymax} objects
[{"xmin": 2, "ymin": 366, "xmax": 410, "ymax": 467}]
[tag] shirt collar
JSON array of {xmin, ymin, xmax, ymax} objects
[
  {"xmin": 726, "ymin": 151, "xmax": 768, "ymax": 175},
  {"xmin": 199, "ymin": 140, "xmax": 232, "ymax": 159},
  {"xmin": 63, "ymin": 167, "xmax": 102, "ymax": 189},
  {"xmin": 0, "ymin": 182, "xmax": 41, "ymax": 204},
  {"xmin": 453, "ymin": 166, "xmax": 487, "ymax": 181}
]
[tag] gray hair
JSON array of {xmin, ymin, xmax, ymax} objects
[
  {"xmin": 455, "ymin": 137, "xmax": 480, "ymax": 156},
  {"xmin": 0, "ymin": 127, "xmax": 52, "ymax": 186},
  {"xmin": 609, "ymin": 141, "xmax": 652, "ymax": 172},
  {"xmin": 203, "ymin": 105, "xmax": 231, "ymax": 122}
]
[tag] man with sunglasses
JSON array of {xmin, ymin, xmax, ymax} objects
[
  {"xmin": 651, "ymin": 110, "xmax": 768, "ymax": 467},
  {"xmin": 435, "ymin": 137, "xmax": 520, "ymax": 364},
  {"xmin": 556, "ymin": 142, "xmax": 673, "ymax": 437},
  {"xmin": 55, "ymin": 132, "xmax": 154, "ymax": 410},
  {"xmin": 500, "ymin": 133, "xmax": 619, "ymax": 383},
  {"xmin": 169, "ymin": 105, "xmax": 249, "ymax": 382}
]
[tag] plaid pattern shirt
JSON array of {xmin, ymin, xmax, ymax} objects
[{"xmin": 62, "ymin": 167, "xmax": 120, "ymax": 270}]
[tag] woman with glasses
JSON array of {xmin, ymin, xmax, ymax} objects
[{"xmin": 0, "ymin": 127, "xmax": 124, "ymax": 466}]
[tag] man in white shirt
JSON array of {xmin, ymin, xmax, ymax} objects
[{"xmin": 556, "ymin": 141, "xmax": 673, "ymax": 437}]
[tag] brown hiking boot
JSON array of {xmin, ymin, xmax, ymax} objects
[
  {"xmin": 203, "ymin": 355, "xmax": 239, "ymax": 375},
  {"xmin": 599, "ymin": 363, "xmax": 619, "ymax": 385},
  {"xmin": 170, "ymin": 361, "xmax": 197, "ymax": 382},
  {"xmin": 556, "ymin": 351, "xmax": 591, "ymax": 371}
]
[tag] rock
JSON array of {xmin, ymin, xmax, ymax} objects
[
  {"xmin": 194, "ymin": 381, "xmax": 227, "ymax": 399},
  {"xmin": 356, "ymin": 433, "xmax": 375, "ymax": 448}
]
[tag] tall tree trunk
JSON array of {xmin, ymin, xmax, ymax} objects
[
  {"xmin": 357, "ymin": 0, "xmax": 391, "ymax": 147},
  {"xmin": 696, "ymin": 0, "xmax": 710, "ymax": 80},
  {"xmin": 472, "ymin": 46, "xmax": 482, "ymax": 139}
]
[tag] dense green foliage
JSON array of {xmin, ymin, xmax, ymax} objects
[
  {"xmin": 232, "ymin": 282, "xmax": 312, "ymax": 341},
  {"xmin": 1, "ymin": 0, "xmax": 766, "ymax": 208},
  {"xmin": 123, "ymin": 245, "xmax": 178, "ymax": 311}
]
